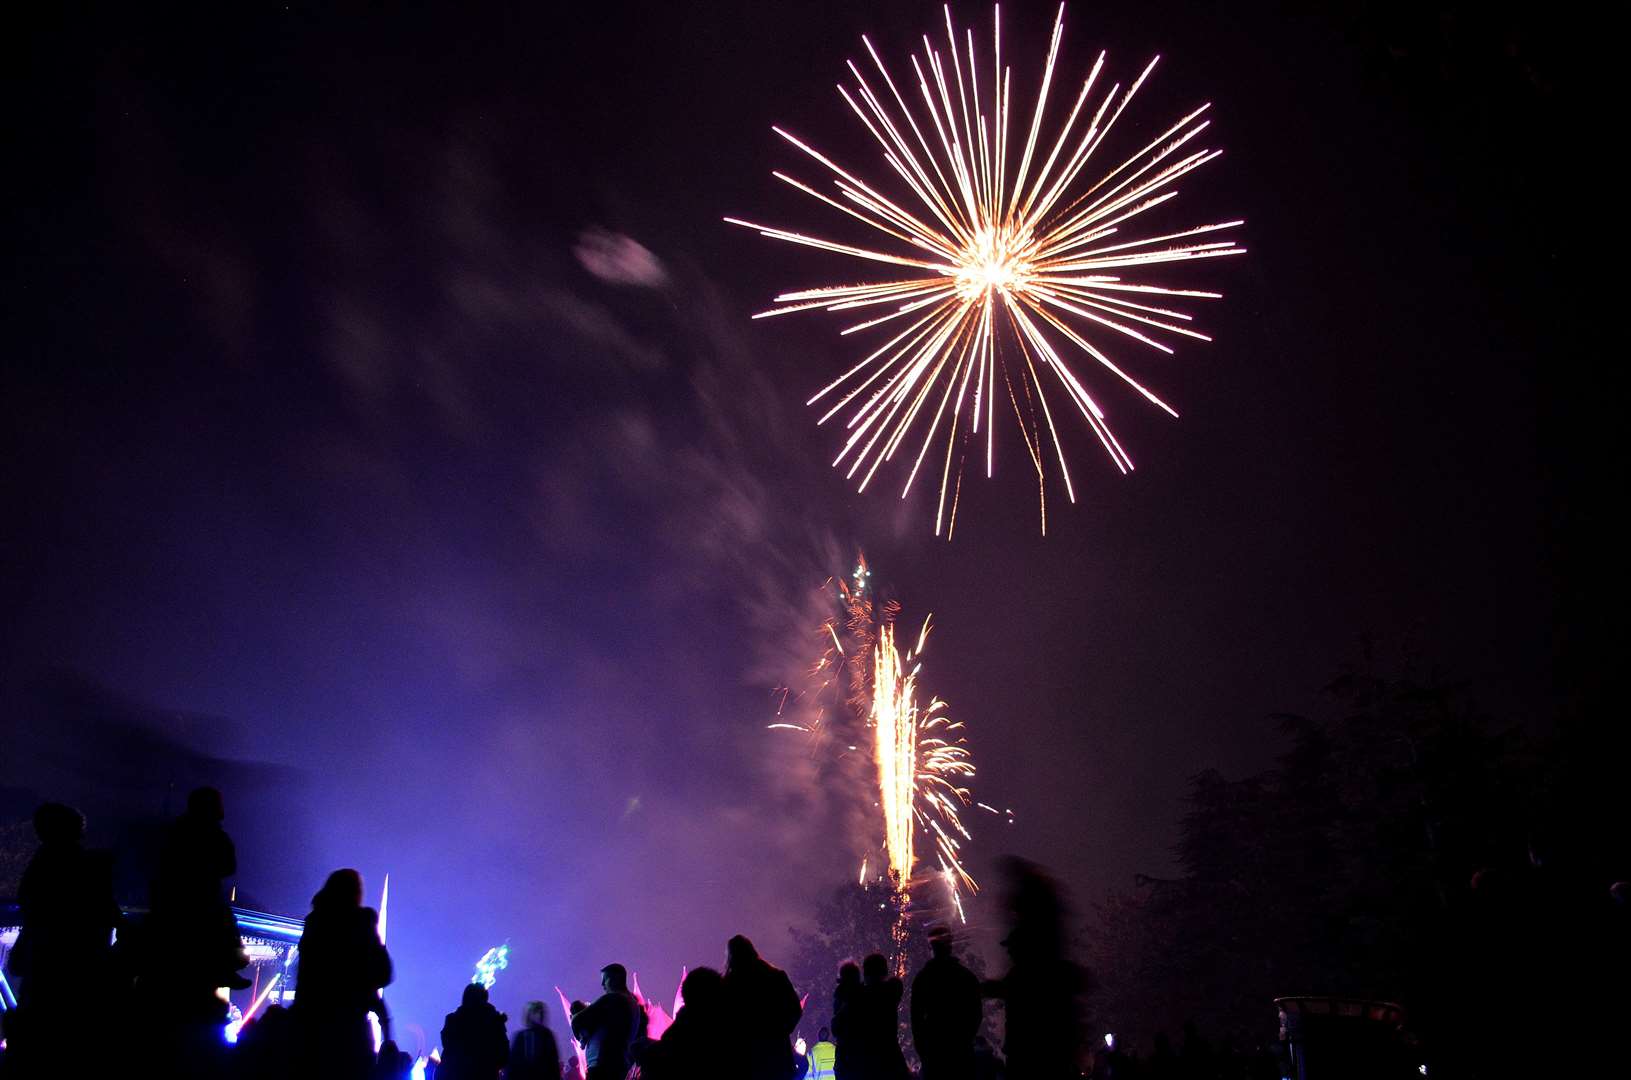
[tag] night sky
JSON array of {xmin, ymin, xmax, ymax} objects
[{"xmin": 3, "ymin": 0, "xmax": 1577, "ymax": 1047}]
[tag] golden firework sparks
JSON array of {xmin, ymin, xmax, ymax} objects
[
  {"xmin": 871, "ymin": 616, "xmax": 976, "ymax": 907},
  {"xmin": 771, "ymin": 558, "xmax": 979, "ymax": 920},
  {"xmin": 729, "ymin": 4, "xmax": 1245, "ymax": 535}
]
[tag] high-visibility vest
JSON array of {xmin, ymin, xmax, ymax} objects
[{"xmin": 808, "ymin": 1040, "xmax": 837, "ymax": 1080}]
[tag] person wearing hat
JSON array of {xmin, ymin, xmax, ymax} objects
[{"xmin": 910, "ymin": 926, "xmax": 982, "ymax": 1080}]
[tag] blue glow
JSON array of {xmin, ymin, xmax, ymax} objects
[{"xmin": 472, "ymin": 943, "xmax": 510, "ymax": 990}]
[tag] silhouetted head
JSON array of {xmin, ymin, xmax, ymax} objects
[
  {"xmin": 524, "ymin": 1000, "xmax": 548, "ymax": 1028},
  {"xmin": 1000, "ymin": 856, "xmax": 1068, "ymax": 960},
  {"xmin": 569, "ymin": 1000, "xmax": 587, "ymax": 1017},
  {"xmin": 680, "ymin": 966, "xmax": 724, "ymax": 1009},
  {"xmin": 818, "ymin": 1027, "xmax": 831, "ymax": 1042},
  {"xmin": 186, "ymin": 786, "xmax": 225, "ymax": 822},
  {"xmin": 462, "ymin": 984, "xmax": 489, "ymax": 1008},
  {"xmin": 380, "ymin": 1040, "xmax": 399, "ymax": 1059},
  {"xmin": 928, "ymin": 925, "xmax": 954, "ymax": 957},
  {"xmin": 33, "ymin": 802, "xmax": 85, "ymax": 846},
  {"xmin": 1612, "ymin": 881, "xmax": 1629, "ymax": 906},
  {"xmin": 601, "ymin": 963, "xmax": 628, "ymax": 992},
  {"xmin": 861, "ymin": 954, "xmax": 889, "ymax": 984},
  {"xmin": 725, "ymin": 934, "xmax": 759, "ymax": 974},
  {"xmin": 837, "ymin": 961, "xmax": 860, "ymax": 987},
  {"xmin": 312, "ymin": 868, "xmax": 365, "ymax": 911}
]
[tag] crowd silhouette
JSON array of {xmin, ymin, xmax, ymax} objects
[
  {"xmin": 0, "ymin": 792, "xmax": 1084, "ymax": 1080},
  {"xmin": 19, "ymin": 781, "xmax": 1610, "ymax": 1078}
]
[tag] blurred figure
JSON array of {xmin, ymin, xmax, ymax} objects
[
  {"xmin": 911, "ymin": 927, "xmax": 981, "ymax": 1080},
  {"xmin": 294, "ymin": 868, "xmax": 393, "ymax": 1079},
  {"xmin": 5, "ymin": 802, "xmax": 122, "ymax": 1076},
  {"xmin": 635, "ymin": 966, "xmax": 726, "ymax": 1080},
  {"xmin": 569, "ymin": 964, "xmax": 640, "ymax": 1080},
  {"xmin": 831, "ymin": 962, "xmax": 862, "ymax": 1080},
  {"xmin": 806, "ymin": 1026, "xmax": 837, "ymax": 1080},
  {"xmin": 722, "ymin": 935, "xmax": 803, "ymax": 1080},
  {"xmin": 440, "ymin": 984, "xmax": 509, "ymax": 1080},
  {"xmin": 507, "ymin": 1000, "xmax": 562, "ymax": 1080},
  {"xmin": 970, "ymin": 1034, "xmax": 1004, "ymax": 1080},
  {"xmin": 852, "ymin": 953, "xmax": 909, "ymax": 1080},
  {"xmin": 981, "ymin": 858, "xmax": 1086, "ymax": 1080}
]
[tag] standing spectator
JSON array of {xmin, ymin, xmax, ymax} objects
[
  {"xmin": 294, "ymin": 868, "xmax": 393, "ymax": 1080},
  {"xmin": 981, "ymin": 859, "xmax": 1085, "ymax": 1080},
  {"xmin": 722, "ymin": 935, "xmax": 803, "ymax": 1080},
  {"xmin": 507, "ymin": 1000, "xmax": 562, "ymax": 1080},
  {"xmin": 570, "ymin": 964, "xmax": 641, "ymax": 1080},
  {"xmin": 372, "ymin": 1039, "xmax": 415, "ymax": 1080},
  {"xmin": 440, "ymin": 984, "xmax": 510, "ymax": 1080},
  {"xmin": 853, "ymin": 954, "xmax": 909, "ymax": 1080},
  {"xmin": 831, "ymin": 962, "xmax": 862, "ymax": 1080},
  {"xmin": 149, "ymin": 787, "xmax": 249, "ymax": 994},
  {"xmin": 806, "ymin": 1026, "xmax": 837, "ymax": 1080},
  {"xmin": 910, "ymin": 927, "xmax": 982, "ymax": 1080},
  {"xmin": 635, "ymin": 966, "xmax": 726, "ymax": 1080},
  {"xmin": 6, "ymin": 803, "xmax": 122, "ymax": 1075}
]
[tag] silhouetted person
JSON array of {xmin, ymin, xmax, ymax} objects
[
  {"xmin": 722, "ymin": 934, "xmax": 803, "ymax": 1080},
  {"xmin": 6, "ymin": 802, "xmax": 122, "ymax": 1077},
  {"xmin": 981, "ymin": 858, "xmax": 1086, "ymax": 1080},
  {"xmin": 635, "ymin": 966, "xmax": 726, "ymax": 1080},
  {"xmin": 831, "ymin": 962, "xmax": 862, "ymax": 1080},
  {"xmin": 149, "ymin": 786, "xmax": 249, "ymax": 995},
  {"xmin": 237, "ymin": 1004, "xmax": 301, "ymax": 1080},
  {"xmin": 570, "ymin": 964, "xmax": 641, "ymax": 1080},
  {"xmin": 848, "ymin": 954, "xmax": 909, "ymax": 1080},
  {"xmin": 440, "ymin": 984, "xmax": 510, "ymax": 1080},
  {"xmin": 372, "ymin": 1039, "xmax": 414, "ymax": 1080},
  {"xmin": 507, "ymin": 1000, "xmax": 563, "ymax": 1080},
  {"xmin": 294, "ymin": 869, "xmax": 393, "ymax": 1080},
  {"xmin": 911, "ymin": 927, "xmax": 982, "ymax": 1080}
]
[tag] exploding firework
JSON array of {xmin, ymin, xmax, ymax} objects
[
  {"xmin": 729, "ymin": 4, "xmax": 1245, "ymax": 535},
  {"xmin": 774, "ymin": 558, "xmax": 980, "ymax": 921}
]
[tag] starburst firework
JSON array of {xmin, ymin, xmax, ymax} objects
[{"xmin": 728, "ymin": 4, "xmax": 1245, "ymax": 535}]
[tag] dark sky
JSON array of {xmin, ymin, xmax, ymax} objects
[{"xmin": 3, "ymin": 0, "xmax": 1575, "ymax": 1047}]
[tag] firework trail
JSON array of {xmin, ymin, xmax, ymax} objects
[
  {"xmin": 872, "ymin": 616, "xmax": 976, "ymax": 900},
  {"xmin": 729, "ymin": 4, "xmax": 1244, "ymax": 535}
]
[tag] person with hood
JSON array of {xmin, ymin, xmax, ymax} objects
[
  {"xmin": 910, "ymin": 927, "xmax": 982, "ymax": 1080},
  {"xmin": 569, "ymin": 963, "xmax": 641, "ymax": 1080},
  {"xmin": 294, "ymin": 868, "xmax": 393, "ymax": 1079},
  {"xmin": 440, "ymin": 983, "xmax": 509, "ymax": 1080},
  {"xmin": 506, "ymin": 1000, "xmax": 563, "ymax": 1080},
  {"xmin": 722, "ymin": 934, "xmax": 802, "ymax": 1080}
]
